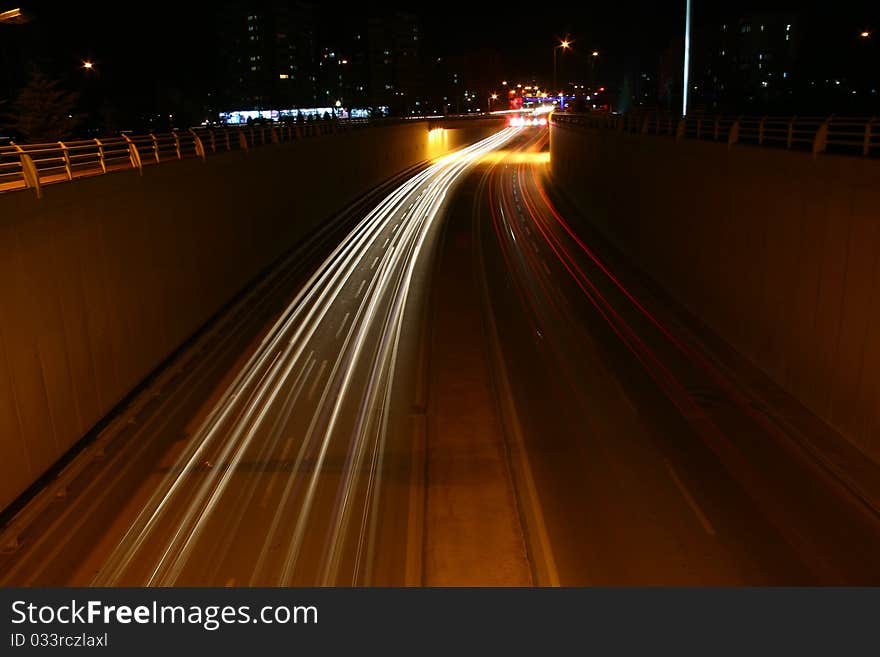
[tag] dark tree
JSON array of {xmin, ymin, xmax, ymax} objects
[{"xmin": 2, "ymin": 68, "xmax": 83, "ymax": 142}]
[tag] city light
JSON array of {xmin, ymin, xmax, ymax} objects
[
  {"xmin": 860, "ymin": 31, "xmax": 871, "ymax": 38},
  {"xmin": 0, "ymin": 7, "xmax": 23, "ymax": 23},
  {"xmin": 83, "ymin": 61, "xmax": 94, "ymax": 70}
]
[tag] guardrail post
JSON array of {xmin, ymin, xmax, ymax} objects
[
  {"xmin": 122, "ymin": 134, "xmax": 143, "ymax": 175},
  {"xmin": 57, "ymin": 141, "xmax": 73, "ymax": 180},
  {"xmin": 270, "ymin": 126, "xmax": 279, "ymax": 144},
  {"xmin": 713, "ymin": 116, "xmax": 720, "ymax": 141},
  {"xmin": 812, "ymin": 116, "xmax": 830, "ymax": 158},
  {"xmin": 149, "ymin": 133, "xmax": 160, "ymax": 162},
  {"xmin": 238, "ymin": 130, "xmax": 249, "ymax": 152},
  {"xmin": 786, "ymin": 116, "xmax": 796, "ymax": 149},
  {"xmin": 728, "ymin": 116, "xmax": 741, "ymax": 149},
  {"xmin": 189, "ymin": 129, "xmax": 206, "ymax": 161},
  {"xmin": 675, "ymin": 118, "xmax": 686, "ymax": 141},
  {"xmin": 172, "ymin": 131, "xmax": 182, "ymax": 159},
  {"xmin": 20, "ymin": 153, "xmax": 42, "ymax": 198},
  {"xmin": 94, "ymin": 138, "xmax": 107, "ymax": 173},
  {"xmin": 11, "ymin": 144, "xmax": 42, "ymax": 198},
  {"xmin": 758, "ymin": 116, "xmax": 766, "ymax": 145},
  {"xmin": 863, "ymin": 118, "xmax": 875, "ymax": 156}
]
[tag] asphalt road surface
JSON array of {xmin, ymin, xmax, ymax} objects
[
  {"xmin": 3, "ymin": 124, "xmax": 880, "ymax": 586},
  {"xmin": 473, "ymin": 127, "xmax": 880, "ymax": 584},
  {"xmin": 0, "ymin": 130, "xmax": 517, "ymax": 586}
]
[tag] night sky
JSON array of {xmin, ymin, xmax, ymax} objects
[{"xmin": 5, "ymin": 0, "xmax": 878, "ymax": 118}]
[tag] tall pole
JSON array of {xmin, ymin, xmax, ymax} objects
[
  {"xmin": 553, "ymin": 40, "xmax": 570, "ymax": 97},
  {"xmin": 682, "ymin": 0, "xmax": 692, "ymax": 116}
]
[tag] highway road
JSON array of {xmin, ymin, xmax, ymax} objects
[
  {"xmin": 0, "ymin": 129, "xmax": 516, "ymax": 586},
  {"xmin": 3, "ymin": 123, "xmax": 880, "ymax": 586},
  {"xmin": 473, "ymin": 127, "xmax": 880, "ymax": 584}
]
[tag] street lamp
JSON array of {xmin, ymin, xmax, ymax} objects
[
  {"xmin": 553, "ymin": 38, "xmax": 571, "ymax": 93},
  {"xmin": 83, "ymin": 61, "xmax": 94, "ymax": 70},
  {"xmin": 682, "ymin": 0, "xmax": 692, "ymax": 116},
  {"xmin": 590, "ymin": 50, "xmax": 599, "ymax": 90},
  {"xmin": 0, "ymin": 7, "xmax": 26, "ymax": 23},
  {"xmin": 489, "ymin": 93, "xmax": 498, "ymax": 112},
  {"xmin": 860, "ymin": 31, "xmax": 871, "ymax": 38}
]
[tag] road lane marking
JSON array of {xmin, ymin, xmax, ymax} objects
[
  {"xmin": 382, "ymin": 237, "xmax": 390, "ymax": 249},
  {"xmin": 664, "ymin": 459, "xmax": 716, "ymax": 537},
  {"xmin": 371, "ymin": 256, "xmax": 379, "ymax": 269},
  {"xmin": 356, "ymin": 279, "xmax": 366, "ymax": 296},
  {"xmin": 307, "ymin": 359, "xmax": 328, "ymax": 400},
  {"xmin": 335, "ymin": 312, "xmax": 351, "ymax": 339}
]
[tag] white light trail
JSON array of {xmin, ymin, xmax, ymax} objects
[{"xmin": 92, "ymin": 128, "xmax": 516, "ymax": 586}]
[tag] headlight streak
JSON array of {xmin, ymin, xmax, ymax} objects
[
  {"xmin": 92, "ymin": 128, "xmax": 517, "ymax": 586},
  {"xmin": 0, "ymin": 172, "xmax": 419, "ymax": 588}
]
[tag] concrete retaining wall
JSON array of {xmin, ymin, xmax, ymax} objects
[
  {"xmin": 0, "ymin": 118, "xmax": 503, "ymax": 512},
  {"xmin": 550, "ymin": 121, "xmax": 880, "ymax": 465}
]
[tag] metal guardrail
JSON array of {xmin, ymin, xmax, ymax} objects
[
  {"xmin": 0, "ymin": 118, "xmax": 389, "ymax": 197},
  {"xmin": 0, "ymin": 114, "xmax": 505, "ymax": 197},
  {"xmin": 551, "ymin": 112, "xmax": 880, "ymax": 159}
]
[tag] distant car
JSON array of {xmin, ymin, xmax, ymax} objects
[{"xmin": 508, "ymin": 115, "xmax": 548, "ymax": 128}]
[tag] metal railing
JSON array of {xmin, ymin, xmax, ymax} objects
[
  {"xmin": 0, "ymin": 118, "xmax": 381, "ymax": 197},
  {"xmin": 551, "ymin": 112, "xmax": 880, "ymax": 159}
]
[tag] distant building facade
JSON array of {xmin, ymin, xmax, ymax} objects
[
  {"xmin": 690, "ymin": 12, "xmax": 801, "ymax": 113},
  {"xmin": 215, "ymin": 0, "xmax": 318, "ymax": 112}
]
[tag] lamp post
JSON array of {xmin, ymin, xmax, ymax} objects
[
  {"xmin": 590, "ymin": 50, "xmax": 599, "ymax": 90},
  {"xmin": 553, "ymin": 38, "xmax": 570, "ymax": 94},
  {"xmin": 488, "ymin": 93, "xmax": 498, "ymax": 112},
  {"xmin": 682, "ymin": 0, "xmax": 692, "ymax": 116}
]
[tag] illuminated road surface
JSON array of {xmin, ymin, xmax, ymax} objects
[
  {"xmin": 93, "ymin": 129, "xmax": 517, "ymax": 586},
  {"xmin": 4, "ymin": 125, "xmax": 880, "ymax": 586},
  {"xmin": 0, "ymin": 129, "xmax": 516, "ymax": 586},
  {"xmin": 472, "ymin": 128, "xmax": 880, "ymax": 584}
]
